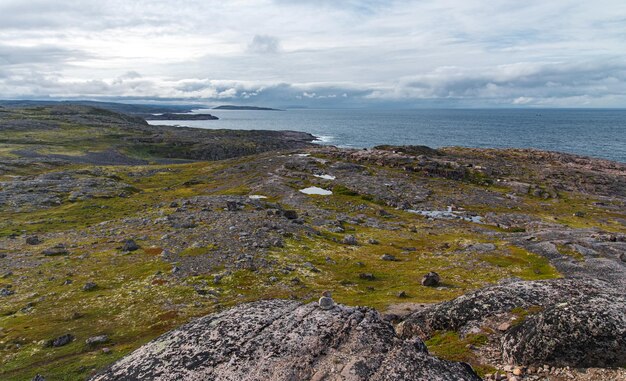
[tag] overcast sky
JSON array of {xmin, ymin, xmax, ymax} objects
[{"xmin": 1, "ymin": 0, "xmax": 625, "ymax": 108}]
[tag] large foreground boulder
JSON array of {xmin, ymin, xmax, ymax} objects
[
  {"xmin": 90, "ymin": 300, "xmax": 480, "ymax": 381},
  {"xmin": 398, "ymin": 278, "xmax": 626, "ymax": 368},
  {"xmin": 501, "ymin": 294, "xmax": 626, "ymax": 367},
  {"xmin": 397, "ymin": 278, "xmax": 617, "ymax": 339}
]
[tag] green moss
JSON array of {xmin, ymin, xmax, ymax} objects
[
  {"xmin": 480, "ymin": 246, "xmax": 560, "ymax": 280},
  {"xmin": 426, "ymin": 331, "xmax": 494, "ymax": 377}
]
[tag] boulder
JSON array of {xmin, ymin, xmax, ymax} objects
[
  {"xmin": 342, "ymin": 234, "xmax": 358, "ymax": 245},
  {"xmin": 121, "ymin": 240, "xmax": 140, "ymax": 252},
  {"xmin": 42, "ymin": 244, "xmax": 69, "ymax": 256},
  {"xmin": 26, "ymin": 236, "xmax": 42, "ymax": 245},
  {"xmin": 86, "ymin": 335, "xmax": 110, "ymax": 346},
  {"xmin": 421, "ymin": 272, "xmax": 440, "ymax": 287},
  {"xmin": 398, "ymin": 278, "xmax": 626, "ymax": 368},
  {"xmin": 90, "ymin": 300, "xmax": 480, "ymax": 381},
  {"xmin": 45, "ymin": 334, "xmax": 74, "ymax": 348},
  {"xmin": 282, "ymin": 210, "xmax": 298, "ymax": 220},
  {"xmin": 381, "ymin": 254, "xmax": 397, "ymax": 261},
  {"xmin": 501, "ymin": 294, "xmax": 626, "ymax": 367}
]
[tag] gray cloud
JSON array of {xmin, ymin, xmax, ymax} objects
[
  {"xmin": 0, "ymin": 0, "xmax": 624, "ymax": 107},
  {"xmin": 247, "ymin": 35, "xmax": 281, "ymax": 54}
]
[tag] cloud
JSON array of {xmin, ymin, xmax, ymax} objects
[
  {"xmin": 0, "ymin": 0, "xmax": 624, "ymax": 107},
  {"xmin": 247, "ymin": 35, "xmax": 281, "ymax": 54}
]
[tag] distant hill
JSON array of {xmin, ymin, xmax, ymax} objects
[
  {"xmin": 0, "ymin": 100, "xmax": 199, "ymax": 115},
  {"xmin": 213, "ymin": 105, "xmax": 282, "ymax": 111}
]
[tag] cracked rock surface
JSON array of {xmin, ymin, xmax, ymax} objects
[{"xmin": 90, "ymin": 300, "xmax": 481, "ymax": 381}]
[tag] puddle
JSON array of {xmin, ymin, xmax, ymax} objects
[
  {"xmin": 314, "ymin": 174, "xmax": 336, "ymax": 180},
  {"xmin": 248, "ymin": 195, "xmax": 268, "ymax": 199},
  {"xmin": 299, "ymin": 186, "xmax": 333, "ymax": 195},
  {"xmin": 407, "ymin": 209, "xmax": 483, "ymax": 223}
]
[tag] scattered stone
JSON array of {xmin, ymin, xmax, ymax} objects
[
  {"xmin": 102, "ymin": 347, "xmax": 112, "ymax": 354},
  {"xmin": 46, "ymin": 333, "xmax": 74, "ymax": 348},
  {"xmin": 381, "ymin": 254, "xmax": 397, "ymax": 261},
  {"xmin": 226, "ymin": 201, "xmax": 239, "ymax": 211},
  {"xmin": 32, "ymin": 375, "xmax": 46, "ymax": 381},
  {"xmin": 1, "ymin": 287, "xmax": 14, "ymax": 297},
  {"xmin": 359, "ymin": 273, "xmax": 376, "ymax": 280},
  {"xmin": 318, "ymin": 291, "xmax": 335, "ymax": 310},
  {"xmin": 42, "ymin": 244, "xmax": 69, "ymax": 256},
  {"xmin": 82, "ymin": 282, "xmax": 98, "ymax": 291},
  {"xmin": 367, "ymin": 239, "xmax": 379, "ymax": 244},
  {"xmin": 342, "ymin": 234, "xmax": 358, "ymax": 245},
  {"xmin": 397, "ymin": 291, "xmax": 408, "ymax": 298},
  {"xmin": 86, "ymin": 335, "xmax": 109, "ymax": 346},
  {"xmin": 121, "ymin": 239, "xmax": 140, "ymax": 252},
  {"xmin": 26, "ymin": 236, "xmax": 42, "ymax": 245},
  {"xmin": 302, "ymin": 262, "xmax": 320, "ymax": 273},
  {"xmin": 497, "ymin": 322, "xmax": 511, "ymax": 332},
  {"xmin": 283, "ymin": 210, "xmax": 298, "ymax": 220},
  {"xmin": 421, "ymin": 272, "xmax": 440, "ymax": 287}
]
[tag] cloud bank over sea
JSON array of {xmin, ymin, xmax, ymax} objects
[{"xmin": 1, "ymin": 0, "xmax": 625, "ymax": 107}]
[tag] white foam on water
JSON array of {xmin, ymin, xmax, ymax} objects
[
  {"xmin": 299, "ymin": 187, "xmax": 333, "ymax": 195},
  {"xmin": 314, "ymin": 174, "xmax": 336, "ymax": 180},
  {"xmin": 315, "ymin": 135, "xmax": 334, "ymax": 143}
]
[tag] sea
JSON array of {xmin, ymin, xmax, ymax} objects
[{"xmin": 148, "ymin": 108, "xmax": 626, "ymax": 163}]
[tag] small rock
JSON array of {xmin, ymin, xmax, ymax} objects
[
  {"xmin": 620, "ymin": 252, "xmax": 626, "ymax": 263},
  {"xmin": 46, "ymin": 333, "xmax": 74, "ymax": 348},
  {"xmin": 32, "ymin": 375, "xmax": 46, "ymax": 381},
  {"xmin": 367, "ymin": 239, "xmax": 379, "ymax": 245},
  {"xmin": 397, "ymin": 291, "xmax": 408, "ymax": 298},
  {"xmin": 26, "ymin": 236, "xmax": 42, "ymax": 245},
  {"xmin": 86, "ymin": 335, "xmax": 109, "ymax": 346},
  {"xmin": 42, "ymin": 244, "xmax": 69, "ymax": 256},
  {"xmin": 359, "ymin": 273, "xmax": 376, "ymax": 280},
  {"xmin": 121, "ymin": 239, "xmax": 140, "ymax": 252},
  {"xmin": 82, "ymin": 282, "xmax": 98, "ymax": 291},
  {"xmin": 283, "ymin": 210, "xmax": 298, "ymax": 220},
  {"xmin": 302, "ymin": 262, "xmax": 320, "ymax": 273},
  {"xmin": 102, "ymin": 347, "xmax": 112, "ymax": 354},
  {"xmin": 497, "ymin": 322, "xmax": 511, "ymax": 332},
  {"xmin": 342, "ymin": 235, "xmax": 358, "ymax": 245},
  {"xmin": 0, "ymin": 287, "xmax": 14, "ymax": 297},
  {"xmin": 513, "ymin": 367, "xmax": 523, "ymax": 376},
  {"xmin": 381, "ymin": 254, "xmax": 397, "ymax": 261},
  {"xmin": 318, "ymin": 291, "xmax": 335, "ymax": 310},
  {"xmin": 226, "ymin": 201, "xmax": 239, "ymax": 211},
  {"xmin": 421, "ymin": 271, "xmax": 440, "ymax": 287}
]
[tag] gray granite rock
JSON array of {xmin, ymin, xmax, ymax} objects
[{"xmin": 90, "ymin": 300, "xmax": 480, "ymax": 381}]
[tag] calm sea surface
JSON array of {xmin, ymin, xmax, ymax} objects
[{"xmin": 149, "ymin": 109, "xmax": 626, "ymax": 163}]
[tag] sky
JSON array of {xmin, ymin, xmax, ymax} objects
[{"xmin": 1, "ymin": 0, "xmax": 625, "ymax": 108}]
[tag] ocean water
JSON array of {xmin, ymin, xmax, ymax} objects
[{"xmin": 149, "ymin": 109, "xmax": 626, "ymax": 163}]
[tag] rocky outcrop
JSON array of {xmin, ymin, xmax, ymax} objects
[
  {"xmin": 398, "ymin": 278, "xmax": 618, "ymax": 339},
  {"xmin": 501, "ymin": 293, "xmax": 626, "ymax": 367},
  {"xmin": 90, "ymin": 300, "xmax": 480, "ymax": 381},
  {"xmin": 398, "ymin": 279, "xmax": 626, "ymax": 368}
]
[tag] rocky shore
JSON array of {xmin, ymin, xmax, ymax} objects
[{"xmin": 0, "ymin": 105, "xmax": 624, "ymax": 380}]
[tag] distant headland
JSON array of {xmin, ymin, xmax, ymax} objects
[{"xmin": 213, "ymin": 105, "xmax": 283, "ymax": 111}]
